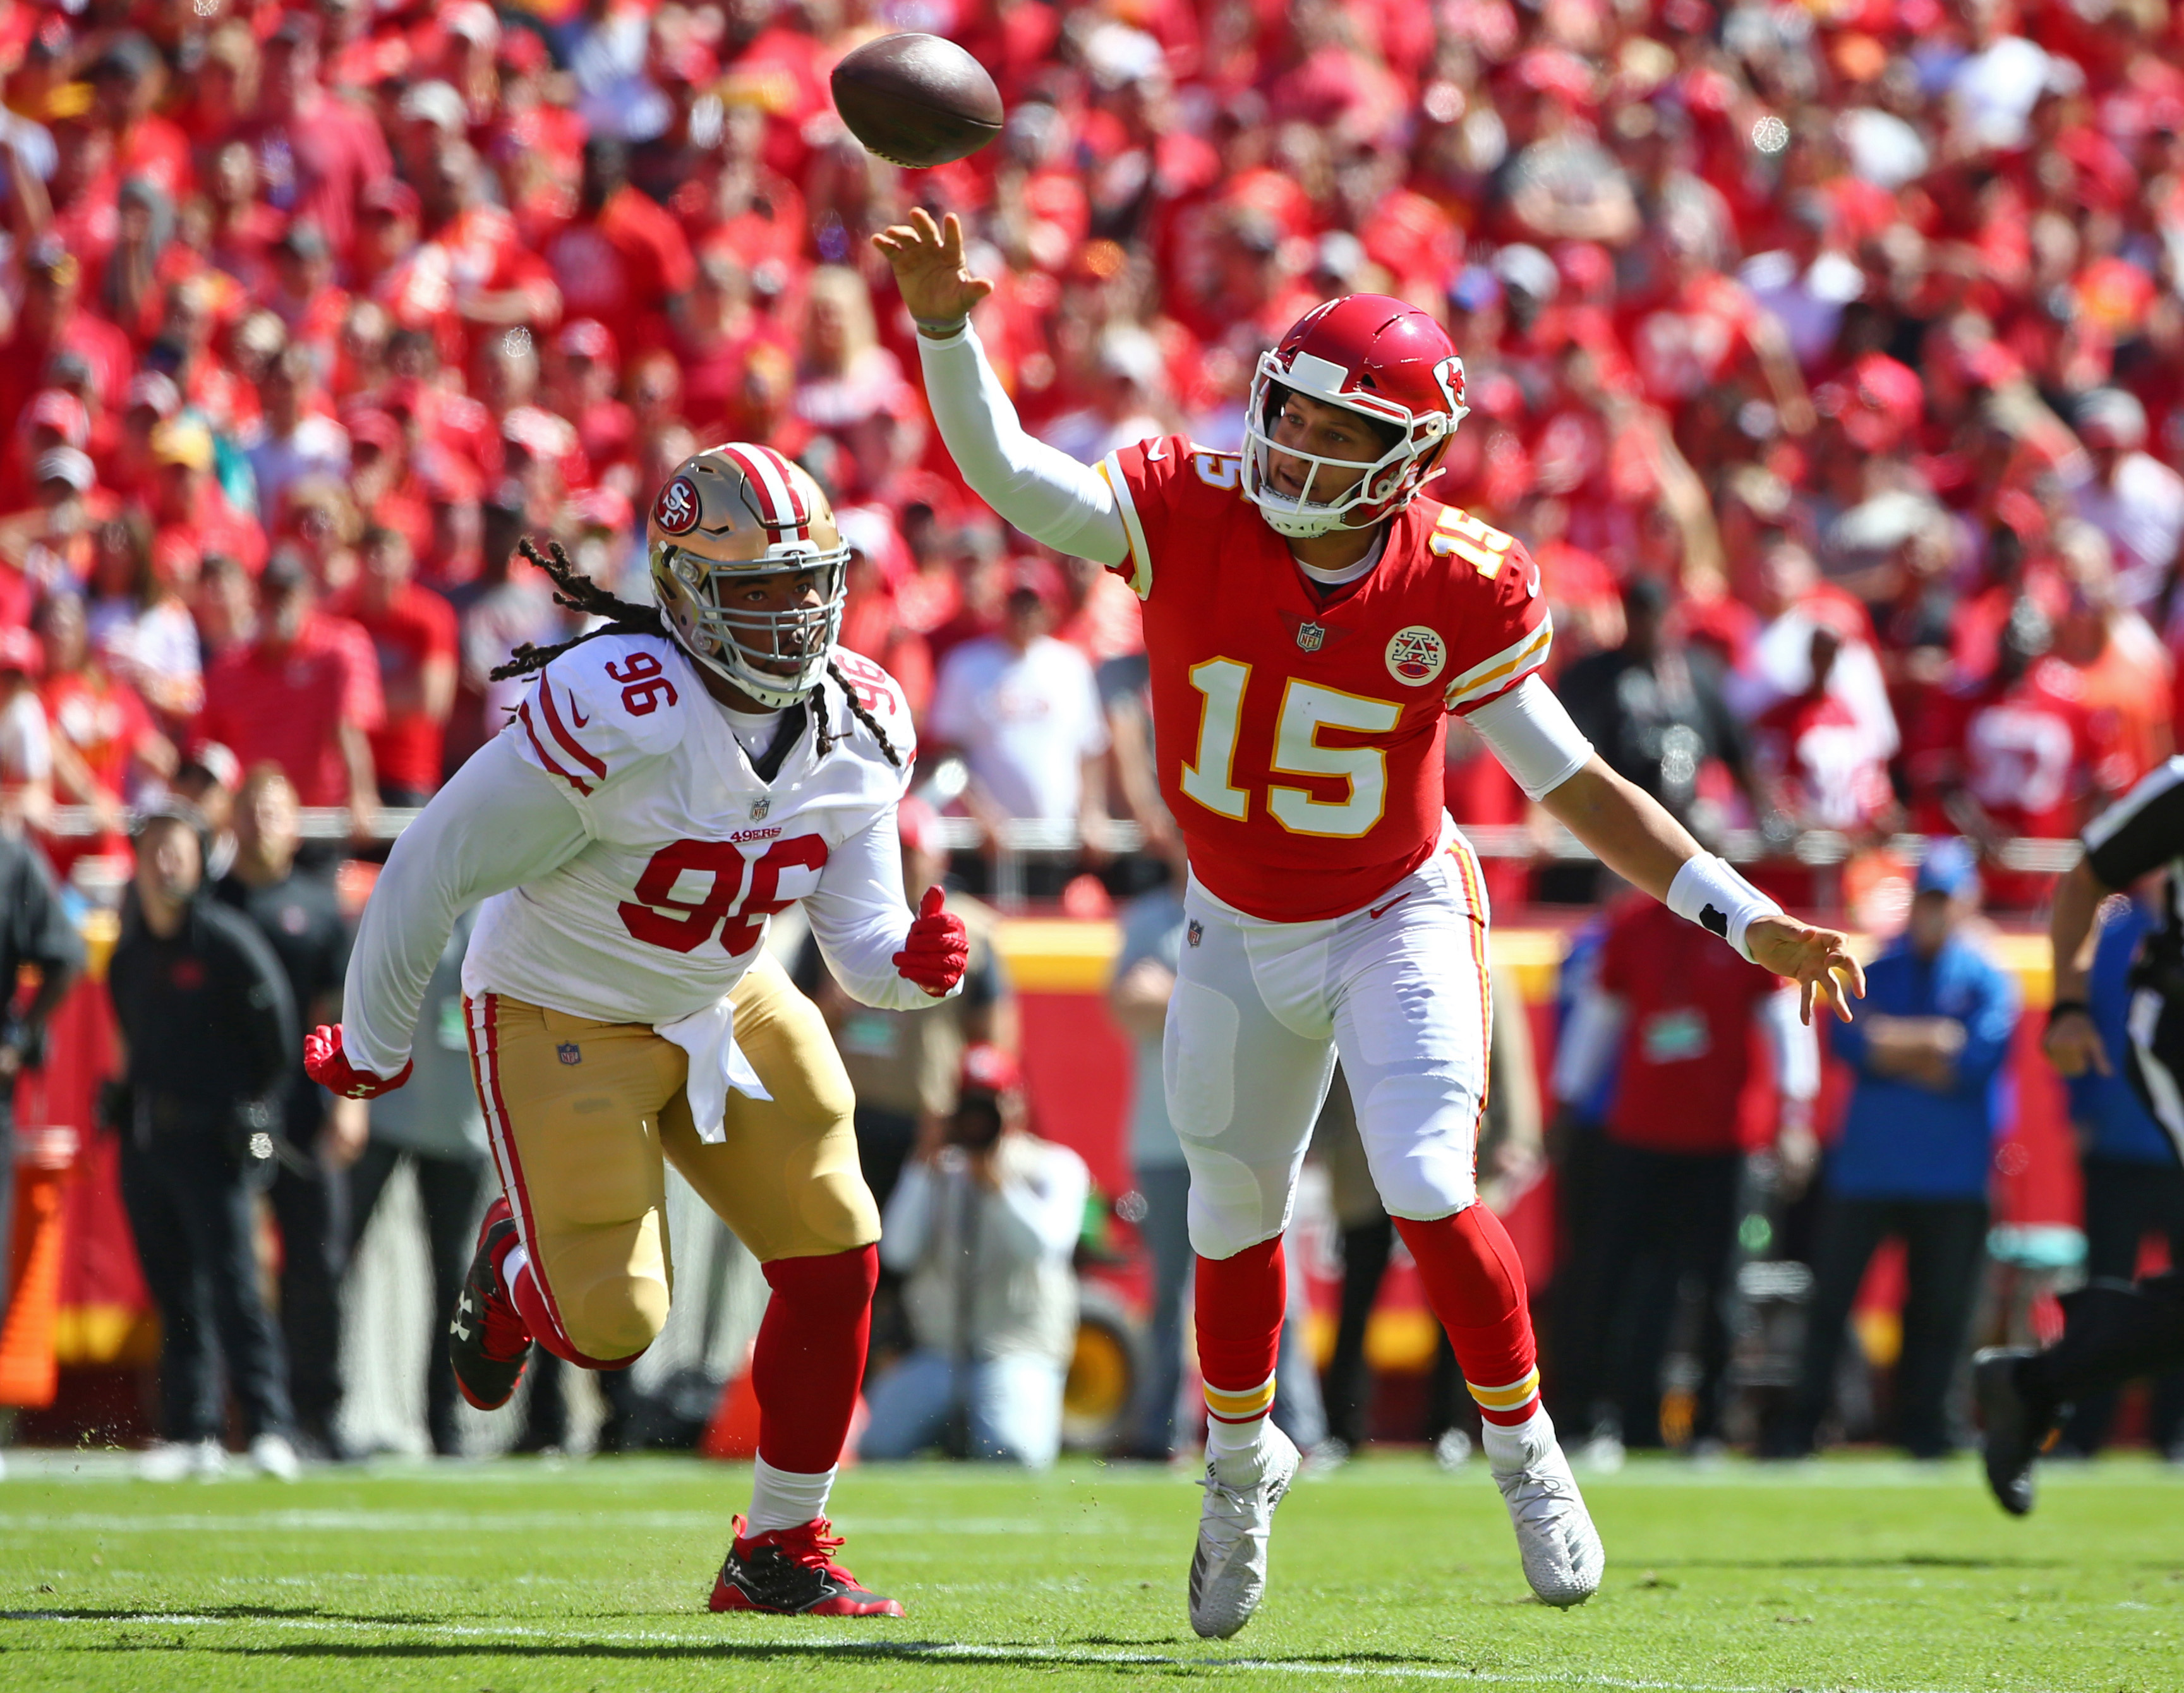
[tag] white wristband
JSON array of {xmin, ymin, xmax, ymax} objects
[{"xmin": 1665, "ymin": 853, "xmax": 1783, "ymax": 964}]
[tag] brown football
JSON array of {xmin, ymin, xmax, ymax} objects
[{"xmin": 830, "ymin": 33, "xmax": 1003, "ymax": 170}]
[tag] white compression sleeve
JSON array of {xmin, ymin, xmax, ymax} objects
[
  {"xmin": 916, "ymin": 323, "xmax": 1133, "ymax": 567},
  {"xmin": 341, "ymin": 734, "xmax": 592, "ymax": 1076},
  {"xmin": 1466, "ymin": 674, "xmax": 1597, "ymax": 800},
  {"xmin": 802, "ymin": 807, "xmax": 963, "ymax": 1010}
]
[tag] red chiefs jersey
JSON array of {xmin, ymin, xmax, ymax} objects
[{"xmin": 1104, "ymin": 435, "xmax": 1552, "ymax": 922}]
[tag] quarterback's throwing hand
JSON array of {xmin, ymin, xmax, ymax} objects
[
  {"xmin": 893, "ymin": 886, "xmax": 969, "ymax": 998},
  {"xmin": 871, "ymin": 208, "xmax": 994, "ymax": 328},
  {"xmin": 303, "ymin": 1025, "xmax": 413, "ymax": 1100},
  {"xmin": 1746, "ymin": 915, "xmax": 1867, "ymax": 1027}
]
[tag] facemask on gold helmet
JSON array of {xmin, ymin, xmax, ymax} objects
[{"xmin": 646, "ymin": 443, "xmax": 849, "ymax": 709}]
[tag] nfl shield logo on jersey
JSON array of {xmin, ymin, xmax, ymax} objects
[
  {"xmin": 1385, "ymin": 625, "xmax": 1448, "ymax": 686},
  {"xmin": 1187, "ymin": 920, "xmax": 1204, "ymax": 948},
  {"xmin": 1296, "ymin": 621, "xmax": 1327, "ymax": 653},
  {"xmin": 557, "ymin": 1042, "xmax": 582, "ymax": 1066},
  {"xmin": 751, "ymin": 796, "xmax": 770, "ymax": 820}
]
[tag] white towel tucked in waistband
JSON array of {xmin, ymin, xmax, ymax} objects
[{"xmin": 653, "ymin": 994, "xmax": 772, "ymax": 1144}]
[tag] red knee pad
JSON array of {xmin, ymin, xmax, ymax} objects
[{"xmin": 752, "ymin": 1244, "xmax": 879, "ymax": 1474}]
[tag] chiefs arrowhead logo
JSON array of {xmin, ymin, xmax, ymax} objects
[{"xmin": 653, "ymin": 474, "xmax": 701, "ymax": 536}]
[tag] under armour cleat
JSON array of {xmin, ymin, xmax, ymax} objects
[
  {"xmin": 449, "ymin": 1198, "xmax": 532, "ymax": 1412},
  {"xmin": 1975, "ymin": 1347, "xmax": 2049, "ymax": 1518},
  {"xmin": 1495, "ymin": 1440, "xmax": 1605, "ymax": 1606},
  {"xmin": 709, "ymin": 1515, "xmax": 905, "ymax": 1616},
  {"xmin": 1188, "ymin": 1423, "xmax": 1300, "ymax": 1639}
]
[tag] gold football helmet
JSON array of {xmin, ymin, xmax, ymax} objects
[{"xmin": 646, "ymin": 442, "xmax": 849, "ymax": 709}]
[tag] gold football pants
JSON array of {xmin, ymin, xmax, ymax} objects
[{"xmin": 463, "ymin": 953, "xmax": 879, "ymax": 1363}]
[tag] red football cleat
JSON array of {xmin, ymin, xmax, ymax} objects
[
  {"xmin": 449, "ymin": 1198, "xmax": 533, "ymax": 1411},
  {"xmin": 709, "ymin": 1514, "xmax": 905, "ymax": 1617}
]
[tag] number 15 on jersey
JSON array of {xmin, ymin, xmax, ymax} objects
[{"xmin": 1179, "ymin": 658, "xmax": 1403, "ymax": 840}]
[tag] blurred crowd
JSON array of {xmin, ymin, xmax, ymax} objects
[{"xmin": 0, "ymin": 0, "xmax": 2180, "ymax": 907}]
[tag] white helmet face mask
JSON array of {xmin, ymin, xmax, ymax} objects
[
  {"xmin": 648, "ymin": 445, "xmax": 849, "ymax": 710},
  {"xmin": 1241, "ymin": 352, "xmax": 1451, "ymax": 539}
]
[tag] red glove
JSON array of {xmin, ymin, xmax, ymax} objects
[
  {"xmin": 304, "ymin": 1024, "xmax": 413, "ymax": 1100},
  {"xmin": 892, "ymin": 886, "xmax": 970, "ymax": 997}
]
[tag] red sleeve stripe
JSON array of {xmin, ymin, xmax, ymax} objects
[
  {"xmin": 535, "ymin": 675, "xmax": 608, "ymax": 781},
  {"xmin": 517, "ymin": 699, "xmax": 593, "ymax": 796},
  {"xmin": 723, "ymin": 442, "xmax": 812, "ymax": 542}
]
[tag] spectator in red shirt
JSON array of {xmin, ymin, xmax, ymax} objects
[
  {"xmin": 33, "ymin": 589, "xmax": 171, "ymax": 877},
  {"xmin": 198, "ymin": 549, "xmax": 382, "ymax": 827},
  {"xmin": 147, "ymin": 418, "xmax": 266, "ymax": 579},
  {"xmin": 88, "ymin": 35, "xmax": 193, "ymax": 204},
  {"xmin": 0, "ymin": 239, "xmax": 133, "ymax": 439},
  {"xmin": 543, "ymin": 137, "xmax": 695, "ymax": 357},
  {"xmin": 346, "ymin": 526, "xmax": 456, "ymax": 808},
  {"xmin": 1910, "ymin": 595, "xmax": 2118, "ymax": 906},
  {"xmin": 1549, "ymin": 891, "xmax": 1819, "ymax": 1455},
  {"xmin": 234, "ymin": 15, "xmax": 394, "ymax": 274}
]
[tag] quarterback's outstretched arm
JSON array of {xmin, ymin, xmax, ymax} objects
[
  {"xmin": 878, "ymin": 210, "xmax": 1130, "ymax": 567},
  {"xmin": 341, "ymin": 734, "xmax": 591, "ymax": 1076},
  {"xmin": 1536, "ymin": 755, "xmax": 1864, "ymax": 1025}
]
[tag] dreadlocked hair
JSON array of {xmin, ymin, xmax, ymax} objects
[
  {"xmin": 816, "ymin": 658, "xmax": 903, "ymax": 768},
  {"xmin": 488, "ymin": 536, "xmax": 668, "ymax": 682},
  {"xmin": 490, "ymin": 537, "xmax": 904, "ymax": 769}
]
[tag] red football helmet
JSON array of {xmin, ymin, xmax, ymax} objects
[{"xmin": 1243, "ymin": 294, "xmax": 1469, "ymax": 539}]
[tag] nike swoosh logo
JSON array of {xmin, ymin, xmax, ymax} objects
[
  {"xmin": 1368, "ymin": 893, "xmax": 1411, "ymax": 920},
  {"xmin": 1145, "ymin": 442, "xmax": 1167, "ymax": 461},
  {"xmin": 569, "ymin": 695, "xmax": 590, "ymax": 728}
]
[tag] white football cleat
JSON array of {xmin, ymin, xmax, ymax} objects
[
  {"xmin": 249, "ymin": 1433, "xmax": 301, "ymax": 1483},
  {"xmin": 1188, "ymin": 1423, "xmax": 1301, "ymax": 1640},
  {"xmin": 1495, "ymin": 1438, "xmax": 1604, "ymax": 1606},
  {"xmin": 140, "ymin": 1438, "xmax": 224, "ymax": 1483}
]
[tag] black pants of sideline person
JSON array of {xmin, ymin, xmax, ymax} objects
[
  {"xmin": 2060, "ymin": 1157, "xmax": 2184, "ymax": 1455},
  {"xmin": 348, "ymin": 1140, "xmax": 488, "ymax": 1456},
  {"xmin": 1560, "ymin": 1142, "xmax": 1745, "ymax": 1449},
  {"xmin": 270, "ymin": 1101, "xmax": 349, "ymax": 1447},
  {"xmin": 1784, "ymin": 1193, "xmax": 1989, "ymax": 1457},
  {"xmin": 119, "ymin": 1126, "xmax": 294, "ymax": 1443}
]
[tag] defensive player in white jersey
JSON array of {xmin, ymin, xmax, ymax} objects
[
  {"xmin": 304, "ymin": 444, "xmax": 970, "ymax": 1617},
  {"xmin": 878, "ymin": 211, "xmax": 1864, "ymax": 1637}
]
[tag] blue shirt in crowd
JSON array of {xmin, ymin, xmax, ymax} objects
[
  {"xmin": 1826, "ymin": 931, "xmax": 2020, "ymax": 1200},
  {"xmin": 2067, "ymin": 896, "xmax": 2175, "ymax": 1165}
]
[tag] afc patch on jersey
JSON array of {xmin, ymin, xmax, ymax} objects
[{"xmin": 1385, "ymin": 625, "xmax": 1448, "ymax": 687}]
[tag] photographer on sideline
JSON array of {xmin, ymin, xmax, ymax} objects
[
  {"xmin": 859, "ymin": 1045, "xmax": 1089, "ymax": 1468},
  {"xmin": 106, "ymin": 804, "xmax": 301, "ymax": 1482}
]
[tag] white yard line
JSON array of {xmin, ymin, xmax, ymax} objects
[
  {"xmin": 0, "ymin": 1511, "xmax": 1126, "ymax": 1536},
  {"xmin": 1, "ymin": 1608, "xmax": 1982, "ymax": 1693}
]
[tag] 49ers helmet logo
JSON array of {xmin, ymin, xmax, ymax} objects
[
  {"xmin": 654, "ymin": 475, "xmax": 701, "ymax": 535},
  {"xmin": 1385, "ymin": 625, "xmax": 1447, "ymax": 685}
]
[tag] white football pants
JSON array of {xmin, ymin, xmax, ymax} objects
[{"xmin": 1164, "ymin": 828, "xmax": 1494, "ymax": 1260}]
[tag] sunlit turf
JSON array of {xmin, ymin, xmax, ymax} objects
[{"xmin": 1, "ymin": 1449, "xmax": 2180, "ymax": 1690}]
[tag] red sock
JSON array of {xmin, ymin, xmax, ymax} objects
[
  {"xmin": 492, "ymin": 1232, "xmax": 639, "ymax": 1371},
  {"xmin": 1195, "ymin": 1236, "xmax": 1285, "ymax": 1429},
  {"xmin": 752, "ymin": 1245, "xmax": 878, "ymax": 1474},
  {"xmin": 1394, "ymin": 1207, "xmax": 1540, "ymax": 1425}
]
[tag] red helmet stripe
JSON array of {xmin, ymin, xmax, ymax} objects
[{"xmin": 722, "ymin": 442, "xmax": 811, "ymax": 539}]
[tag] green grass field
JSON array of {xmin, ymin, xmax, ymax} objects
[{"xmin": 2, "ymin": 1451, "xmax": 2180, "ymax": 1692}]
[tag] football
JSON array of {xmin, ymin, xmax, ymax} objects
[{"xmin": 830, "ymin": 32, "xmax": 1003, "ymax": 170}]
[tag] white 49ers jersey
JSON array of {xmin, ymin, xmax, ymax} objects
[{"xmin": 464, "ymin": 630, "xmax": 917, "ymax": 1025}]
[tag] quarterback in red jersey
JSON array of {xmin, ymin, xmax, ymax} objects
[{"xmin": 881, "ymin": 210, "xmax": 1862, "ymax": 1638}]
